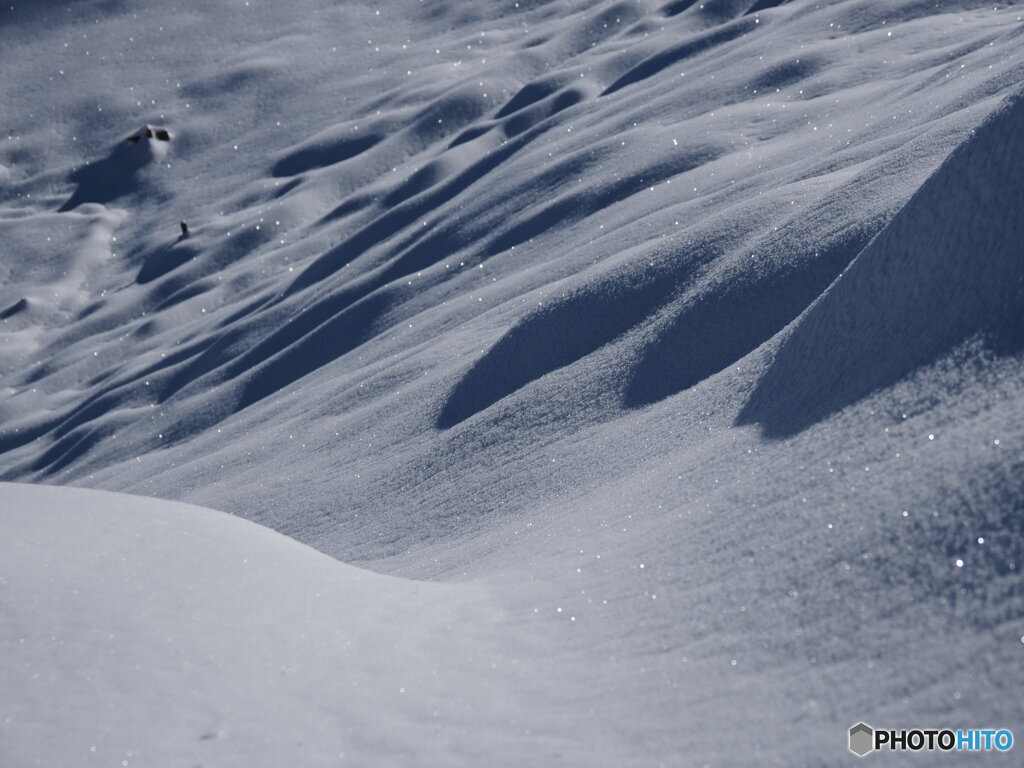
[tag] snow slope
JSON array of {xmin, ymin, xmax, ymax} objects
[
  {"xmin": 2, "ymin": 0, "xmax": 1024, "ymax": 764},
  {"xmin": 0, "ymin": 482, "xmax": 575, "ymax": 767}
]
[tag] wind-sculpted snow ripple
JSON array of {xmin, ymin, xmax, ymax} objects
[{"xmin": 604, "ymin": 16, "xmax": 758, "ymax": 94}]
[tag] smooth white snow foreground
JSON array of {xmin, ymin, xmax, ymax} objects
[
  {"xmin": 3, "ymin": 481, "xmax": 1023, "ymax": 768},
  {"xmin": 0, "ymin": 482, "xmax": 557, "ymax": 768}
]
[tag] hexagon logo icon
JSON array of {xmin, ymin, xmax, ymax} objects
[{"xmin": 849, "ymin": 722, "xmax": 874, "ymax": 757}]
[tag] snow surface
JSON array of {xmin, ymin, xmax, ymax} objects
[
  {"xmin": 2, "ymin": 0, "xmax": 1024, "ymax": 764},
  {"xmin": 0, "ymin": 482, "xmax": 568, "ymax": 767}
]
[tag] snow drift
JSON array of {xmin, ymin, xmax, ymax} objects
[
  {"xmin": 0, "ymin": 482, "xmax": 566, "ymax": 767},
  {"xmin": 740, "ymin": 86, "xmax": 1024, "ymax": 436}
]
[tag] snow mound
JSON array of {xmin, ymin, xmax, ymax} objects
[
  {"xmin": 739, "ymin": 88, "xmax": 1024, "ymax": 437},
  {"xmin": 59, "ymin": 128, "xmax": 170, "ymax": 213},
  {"xmin": 0, "ymin": 482, "xmax": 558, "ymax": 768}
]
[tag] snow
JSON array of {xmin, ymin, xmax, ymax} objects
[
  {"xmin": 1, "ymin": 0, "xmax": 1023, "ymax": 764},
  {"xmin": 0, "ymin": 482, "xmax": 568, "ymax": 767}
]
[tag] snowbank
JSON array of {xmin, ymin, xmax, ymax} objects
[{"xmin": 0, "ymin": 483, "xmax": 561, "ymax": 767}]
